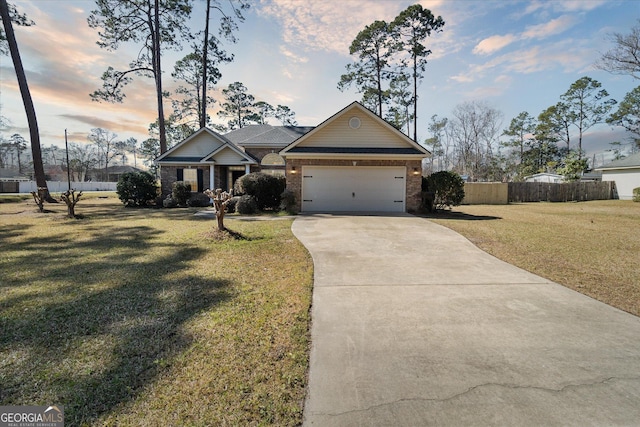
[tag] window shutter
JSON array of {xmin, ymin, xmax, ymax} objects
[
  {"xmin": 177, "ymin": 168, "xmax": 183, "ymax": 181},
  {"xmin": 197, "ymin": 169, "xmax": 204, "ymax": 192}
]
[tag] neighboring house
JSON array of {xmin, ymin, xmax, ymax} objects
[
  {"xmin": 156, "ymin": 101, "xmax": 430, "ymax": 212},
  {"xmin": 280, "ymin": 102, "xmax": 429, "ymax": 212},
  {"xmin": 595, "ymin": 152, "xmax": 640, "ymax": 200},
  {"xmin": 524, "ymin": 173, "xmax": 565, "ymax": 183}
]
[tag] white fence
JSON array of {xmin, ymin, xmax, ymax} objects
[{"xmin": 18, "ymin": 181, "xmax": 117, "ymax": 193}]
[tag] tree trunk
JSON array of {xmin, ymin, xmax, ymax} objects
[
  {"xmin": 16, "ymin": 145, "xmax": 22, "ymax": 173},
  {"xmin": 0, "ymin": 0, "xmax": 52, "ymax": 201},
  {"xmin": 201, "ymin": 0, "xmax": 211, "ymax": 129},
  {"xmin": 376, "ymin": 51, "xmax": 382, "ymax": 117},
  {"xmin": 413, "ymin": 57, "xmax": 418, "ymax": 142},
  {"xmin": 153, "ymin": 0, "xmax": 167, "ymax": 154},
  {"xmin": 216, "ymin": 210, "xmax": 225, "ymax": 231}
]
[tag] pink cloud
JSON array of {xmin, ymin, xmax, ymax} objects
[
  {"xmin": 522, "ymin": 15, "xmax": 576, "ymax": 39},
  {"xmin": 473, "ymin": 34, "xmax": 518, "ymax": 55}
]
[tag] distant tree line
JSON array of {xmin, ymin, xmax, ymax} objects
[{"xmin": 1, "ymin": 127, "xmax": 141, "ymax": 182}]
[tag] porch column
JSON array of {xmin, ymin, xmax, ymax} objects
[
  {"xmin": 245, "ymin": 164, "xmax": 250, "ymax": 174},
  {"xmin": 209, "ymin": 164, "xmax": 214, "ymax": 190}
]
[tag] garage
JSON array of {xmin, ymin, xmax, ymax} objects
[
  {"xmin": 302, "ymin": 166, "xmax": 406, "ymax": 212},
  {"xmin": 280, "ymin": 102, "xmax": 430, "ymax": 213}
]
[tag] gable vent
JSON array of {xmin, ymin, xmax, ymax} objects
[{"xmin": 349, "ymin": 117, "xmax": 361, "ymax": 129}]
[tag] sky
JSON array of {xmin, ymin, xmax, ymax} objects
[{"xmin": 1, "ymin": 0, "xmax": 639, "ymax": 165}]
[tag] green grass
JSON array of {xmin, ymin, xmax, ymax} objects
[
  {"xmin": 427, "ymin": 200, "xmax": 640, "ymax": 317},
  {"xmin": 0, "ymin": 198, "xmax": 313, "ymax": 426}
]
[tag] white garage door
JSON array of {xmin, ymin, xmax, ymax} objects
[{"xmin": 301, "ymin": 166, "xmax": 406, "ymax": 212}]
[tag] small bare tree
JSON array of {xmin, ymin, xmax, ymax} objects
[
  {"xmin": 30, "ymin": 186, "xmax": 47, "ymax": 212},
  {"xmin": 203, "ymin": 188, "xmax": 232, "ymax": 231},
  {"xmin": 60, "ymin": 189, "xmax": 82, "ymax": 218}
]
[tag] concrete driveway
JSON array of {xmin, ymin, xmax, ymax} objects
[{"xmin": 292, "ymin": 214, "xmax": 640, "ymax": 426}]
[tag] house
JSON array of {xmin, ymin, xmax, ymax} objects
[
  {"xmin": 595, "ymin": 152, "xmax": 640, "ymax": 200},
  {"xmin": 524, "ymin": 172, "xmax": 565, "ymax": 183},
  {"xmin": 157, "ymin": 101, "xmax": 430, "ymax": 212}
]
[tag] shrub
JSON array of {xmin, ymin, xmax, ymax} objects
[
  {"xmin": 172, "ymin": 181, "xmax": 191, "ymax": 207},
  {"xmin": 279, "ymin": 189, "xmax": 298, "ymax": 214},
  {"xmin": 163, "ymin": 195, "xmax": 178, "ymax": 208},
  {"xmin": 234, "ymin": 172, "xmax": 286, "ymax": 211},
  {"xmin": 424, "ymin": 171, "xmax": 465, "ymax": 211},
  {"xmin": 236, "ymin": 195, "xmax": 258, "ymax": 215},
  {"xmin": 633, "ymin": 187, "xmax": 640, "ymax": 202},
  {"xmin": 187, "ymin": 192, "xmax": 211, "ymax": 207},
  {"xmin": 116, "ymin": 171, "xmax": 158, "ymax": 207}
]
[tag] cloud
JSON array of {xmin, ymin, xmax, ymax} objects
[
  {"xmin": 553, "ymin": 0, "xmax": 608, "ymax": 13},
  {"xmin": 494, "ymin": 74, "xmax": 513, "ymax": 84},
  {"xmin": 258, "ymin": 0, "xmax": 410, "ymax": 55},
  {"xmin": 268, "ymin": 91, "xmax": 295, "ymax": 104},
  {"xmin": 451, "ymin": 38, "xmax": 594, "ymax": 85},
  {"xmin": 279, "ymin": 46, "xmax": 308, "ymax": 63},
  {"xmin": 473, "ymin": 34, "xmax": 518, "ymax": 55},
  {"xmin": 473, "ymin": 15, "xmax": 577, "ymax": 56},
  {"xmin": 59, "ymin": 114, "xmax": 149, "ymax": 136},
  {"xmin": 450, "ymin": 73, "xmax": 474, "ymax": 83},
  {"xmin": 523, "ymin": 1, "xmax": 545, "ymax": 15},
  {"xmin": 522, "ymin": 15, "xmax": 576, "ymax": 39},
  {"xmin": 464, "ymin": 84, "xmax": 509, "ymax": 100},
  {"xmin": 522, "ymin": 0, "xmax": 607, "ymax": 15}
]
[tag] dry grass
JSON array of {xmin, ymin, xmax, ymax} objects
[
  {"xmin": 0, "ymin": 198, "xmax": 313, "ymax": 426},
  {"xmin": 427, "ymin": 200, "xmax": 640, "ymax": 317}
]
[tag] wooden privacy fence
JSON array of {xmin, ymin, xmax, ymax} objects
[
  {"xmin": 508, "ymin": 181, "xmax": 616, "ymax": 203},
  {"xmin": 460, "ymin": 181, "xmax": 617, "ymax": 204},
  {"xmin": 462, "ymin": 183, "xmax": 509, "ymax": 205}
]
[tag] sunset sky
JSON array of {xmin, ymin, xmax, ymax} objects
[{"xmin": 1, "ymin": 0, "xmax": 638, "ymax": 162}]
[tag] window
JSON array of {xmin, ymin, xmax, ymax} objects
[
  {"xmin": 183, "ymin": 168, "xmax": 197, "ymax": 191},
  {"xmin": 261, "ymin": 153, "xmax": 285, "ymax": 166},
  {"xmin": 261, "ymin": 153, "xmax": 285, "ymax": 176}
]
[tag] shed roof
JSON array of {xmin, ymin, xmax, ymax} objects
[{"xmin": 596, "ymin": 152, "xmax": 640, "ymax": 170}]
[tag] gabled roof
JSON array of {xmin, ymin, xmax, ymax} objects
[
  {"xmin": 224, "ymin": 124, "xmax": 315, "ymax": 146},
  {"xmin": 156, "ymin": 127, "xmax": 257, "ymax": 164},
  {"xmin": 525, "ymin": 172, "xmax": 564, "ymax": 179},
  {"xmin": 596, "ymin": 152, "xmax": 640, "ymax": 171},
  {"xmin": 201, "ymin": 144, "xmax": 256, "ymax": 163},
  {"xmin": 280, "ymin": 101, "xmax": 431, "ymax": 158}
]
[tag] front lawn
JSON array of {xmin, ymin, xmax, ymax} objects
[
  {"xmin": 0, "ymin": 198, "xmax": 313, "ymax": 425},
  {"xmin": 427, "ymin": 200, "xmax": 640, "ymax": 317}
]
